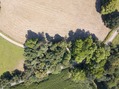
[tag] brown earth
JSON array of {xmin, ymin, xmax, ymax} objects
[
  {"xmin": 0, "ymin": 0, "xmax": 110, "ymax": 44},
  {"xmin": 14, "ymin": 60, "xmax": 24, "ymax": 71}
]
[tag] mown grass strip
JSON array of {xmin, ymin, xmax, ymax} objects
[
  {"xmin": 103, "ymin": 30, "xmax": 116, "ymax": 43},
  {"xmin": 112, "ymin": 33, "xmax": 119, "ymax": 45}
]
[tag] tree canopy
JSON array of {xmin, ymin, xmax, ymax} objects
[
  {"xmin": 1, "ymin": 33, "xmax": 119, "ymax": 89},
  {"xmin": 71, "ymin": 36, "xmax": 110, "ymax": 81},
  {"xmin": 101, "ymin": 0, "xmax": 119, "ymax": 15},
  {"xmin": 24, "ymin": 38, "xmax": 72, "ymax": 83}
]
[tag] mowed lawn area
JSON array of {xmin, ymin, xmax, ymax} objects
[
  {"xmin": 112, "ymin": 34, "xmax": 119, "ymax": 45},
  {"xmin": 0, "ymin": 37, "xmax": 24, "ymax": 74}
]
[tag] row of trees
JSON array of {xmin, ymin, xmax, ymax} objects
[
  {"xmin": 0, "ymin": 34, "xmax": 119, "ymax": 89},
  {"xmin": 0, "ymin": 70, "xmax": 24, "ymax": 88},
  {"xmin": 22, "ymin": 35, "xmax": 112, "ymax": 88}
]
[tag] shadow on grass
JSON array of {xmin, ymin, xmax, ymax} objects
[{"xmin": 25, "ymin": 29, "xmax": 98, "ymax": 43}]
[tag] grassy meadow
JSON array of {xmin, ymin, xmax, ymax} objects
[{"xmin": 0, "ymin": 37, "xmax": 24, "ymax": 74}]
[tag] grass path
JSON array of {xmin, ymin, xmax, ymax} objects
[
  {"xmin": 108, "ymin": 30, "xmax": 118, "ymax": 42},
  {"xmin": 104, "ymin": 28, "xmax": 119, "ymax": 44},
  {"xmin": 112, "ymin": 33, "xmax": 119, "ymax": 45}
]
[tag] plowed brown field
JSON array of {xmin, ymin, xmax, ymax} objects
[{"xmin": 0, "ymin": 0, "xmax": 109, "ymax": 43}]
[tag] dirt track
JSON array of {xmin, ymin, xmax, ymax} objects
[
  {"xmin": 105, "ymin": 29, "xmax": 119, "ymax": 44},
  {"xmin": 0, "ymin": 32, "xmax": 23, "ymax": 48},
  {"xmin": 0, "ymin": 0, "xmax": 110, "ymax": 43}
]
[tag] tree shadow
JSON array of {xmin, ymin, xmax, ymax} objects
[
  {"xmin": 101, "ymin": 11, "xmax": 119, "ymax": 29},
  {"xmin": 102, "ymin": 11, "xmax": 119, "ymax": 20},
  {"xmin": 67, "ymin": 29, "xmax": 98, "ymax": 42},
  {"xmin": 25, "ymin": 30, "xmax": 38, "ymax": 39},
  {"xmin": 95, "ymin": 0, "xmax": 101, "ymax": 13},
  {"xmin": 45, "ymin": 33, "xmax": 64, "ymax": 43},
  {"xmin": 25, "ymin": 29, "xmax": 98, "ymax": 44},
  {"xmin": 1, "ymin": 71, "xmax": 12, "ymax": 80}
]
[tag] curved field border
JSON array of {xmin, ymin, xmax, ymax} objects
[{"xmin": 0, "ymin": 32, "xmax": 24, "ymax": 48}]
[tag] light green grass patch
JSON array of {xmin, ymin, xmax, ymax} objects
[
  {"xmin": 0, "ymin": 37, "xmax": 24, "ymax": 74},
  {"xmin": 103, "ymin": 30, "xmax": 116, "ymax": 43},
  {"xmin": 112, "ymin": 33, "xmax": 119, "ymax": 45},
  {"xmin": 117, "ymin": 0, "xmax": 119, "ymax": 11}
]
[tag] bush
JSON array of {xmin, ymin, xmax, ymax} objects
[
  {"xmin": 102, "ymin": 12, "xmax": 119, "ymax": 29},
  {"xmin": 101, "ymin": 0, "xmax": 119, "ymax": 15}
]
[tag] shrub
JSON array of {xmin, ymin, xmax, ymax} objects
[{"xmin": 101, "ymin": 0, "xmax": 119, "ymax": 15}]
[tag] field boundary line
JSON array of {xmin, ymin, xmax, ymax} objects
[{"xmin": 0, "ymin": 32, "xmax": 24, "ymax": 48}]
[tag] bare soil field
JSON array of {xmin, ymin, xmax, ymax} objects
[
  {"xmin": 14, "ymin": 60, "xmax": 24, "ymax": 71},
  {"xmin": 0, "ymin": 0, "xmax": 110, "ymax": 43}
]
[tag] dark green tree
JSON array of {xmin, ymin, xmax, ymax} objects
[
  {"xmin": 104, "ymin": 14, "xmax": 119, "ymax": 29},
  {"xmin": 104, "ymin": 46, "xmax": 119, "ymax": 89},
  {"xmin": 24, "ymin": 39, "xmax": 72, "ymax": 83}
]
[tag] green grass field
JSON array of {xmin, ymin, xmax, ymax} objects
[
  {"xmin": 112, "ymin": 33, "xmax": 119, "ymax": 45},
  {"xmin": 0, "ymin": 37, "xmax": 24, "ymax": 74},
  {"xmin": 10, "ymin": 70, "xmax": 95, "ymax": 89}
]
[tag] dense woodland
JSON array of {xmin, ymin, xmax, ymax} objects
[
  {"xmin": 0, "ymin": 0, "xmax": 119, "ymax": 89},
  {"xmin": 0, "ymin": 34, "xmax": 119, "ymax": 89}
]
